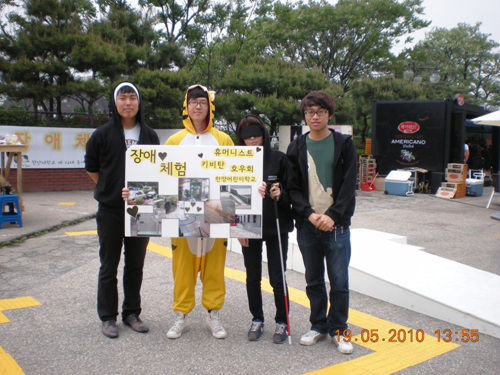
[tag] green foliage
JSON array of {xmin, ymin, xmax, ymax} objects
[
  {"xmin": 214, "ymin": 55, "xmax": 342, "ymax": 135},
  {"xmin": 344, "ymin": 76, "xmax": 427, "ymax": 140},
  {"xmin": 410, "ymin": 23, "xmax": 500, "ymax": 106},
  {"xmin": 0, "ymin": 107, "xmax": 36, "ymax": 126},
  {"xmin": 256, "ymin": 0, "xmax": 429, "ymax": 91},
  {"xmin": 0, "ymin": 0, "xmax": 499, "ymax": 136}
]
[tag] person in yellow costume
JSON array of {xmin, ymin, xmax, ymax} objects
[{"xmin": 166, "ymin": 84, "xmax": 234, "ymax": 339}]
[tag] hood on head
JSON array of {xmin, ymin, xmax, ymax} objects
[
  {"xmin": 110, "ymin": 81, "xmax": 145, "ymax": 128},
  {"xmin": 182, "ymin": 84, "xmax": 215, "ymax": 135}
]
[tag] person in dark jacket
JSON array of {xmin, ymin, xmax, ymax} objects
[
  {"xmin": 85, "ymin": 82, "xmax": 160, "ymax": 339},
  {"xmin": 286, "ymin": 91, "xmax": 357, "ymax": 354},
  {"xmin": 236, "ymin": 115, "xmax": 294, "ymax": 344}
]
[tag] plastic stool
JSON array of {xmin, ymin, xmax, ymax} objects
[{"xmin": 0, "ymin": 194, "xmax": 23, "ymax": 228}]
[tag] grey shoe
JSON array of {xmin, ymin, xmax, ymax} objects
[
  {"xmin": 167, "ymin": 311, "xmax": 188, "ymax": 339},
  {"xmin": 102, "ymin": 320, "xmax": 118, "ymax": 339},
  {"xmin": 123, "ymin": 314, "xmax": 149, "ymax": 333},
  {"xmin": 248, "ymin": 321, "xmax": 264, "ymax": 341},
  {"xmin": 273, "ymin": 323, "xmax": 288, "ymax": 344},
  {"xmin": 206, "ymin": 310, "xmax": 227, "ymax": 339}
]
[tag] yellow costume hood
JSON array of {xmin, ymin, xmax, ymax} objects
[{"xmin": 181, "ymin": 84, "xmax": 215, "ymax": 135}]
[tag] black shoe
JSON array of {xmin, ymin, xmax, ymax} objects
[
  {"xmin": 102, "ymin": 320, "xmax": 118, "ymax": 338},
  {"xmin": 124, "ymin": 314, "xmax": 149, "ymax": 333},
  {"xmin": 248, "ymin": 321, "xmax": 264, "ymax": 341},
  {"xmin": 273, "ymin": 323, "xmax": 288, "ymax": 344}
]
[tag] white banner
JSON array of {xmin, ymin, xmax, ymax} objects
[
  {"xmin": 0, "ymin": 126, "xmax": 179, "ymax": 169},
  {"xmin": 124, "ymin": 145, "xmax": 263, "ymax": 239}
]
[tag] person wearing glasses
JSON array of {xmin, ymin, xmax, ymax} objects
[
  {"xmin": 235, "ymin": 115, "xmax": 294, "ymax": 343},
  {"xmin": 165, "ymin": 85, "xmax": 233, "ymax": 340},
  {"xmin": 286, "ymin": 91, "xmax": 357, "ymax": 354}
]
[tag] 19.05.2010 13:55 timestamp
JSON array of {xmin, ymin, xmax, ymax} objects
[
  {"xmin": 334, "ymin": 329, "xmax": 480, "ymax": 343},
  {"xmin": 434, "ymin": 329, "xmax": 479, "ymax": 342}
]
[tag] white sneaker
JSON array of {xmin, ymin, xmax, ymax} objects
[
  {"xmin": 299, "ymin": 330, "xmax": 326, "ymax": 346},
  {"xmin": 167, "ymin": 311, "xmax": 188, "ymax": 339},
  {"xmin": 206, "ymin": 310, "xmax": 227, "ymax": 339},
  {"xmin": 332, "ymin": 334, "xmax": 354, "ymax": 354}
]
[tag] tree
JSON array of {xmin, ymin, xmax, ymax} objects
[
  {"xmin": 410, "ymin": 23, "xmax": 500, "ymax": 106},
  {"xmin": 130, "ymin": 67, "xmax": 190, "ymax": 126},
  {"xmin": 139, "ymin": 0, "xmax": 210, "ymax": 43},
  {"xmin": 345, "ymin": 76, "xmax": 427, "ymax": 142},
  {"xmin": 0, "ymin": 0, "xmax": 89, "ymax": 119},
  {"xmin": 256, "ymin": 0, "xmax": 429, "ymax": 92},
  {"xmin": 214, "ymin": 55, "xmax": 343, "ymax": 136},
  {"xmin": 69, "ymin": 3, "xmax": 156, "ymax": 123}
]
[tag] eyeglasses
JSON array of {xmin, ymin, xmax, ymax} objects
[
  {"xmin": 304, "ymin": 109, "xmax": 329, "ymax": 118},
  {"xmin": 188, "ymin": 100, "xmax": 209, "ymax": 108}
]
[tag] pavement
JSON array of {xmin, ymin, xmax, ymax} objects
[{"xmin": 0, "ymin": 188, "xmax": 499, "ymax": 374}]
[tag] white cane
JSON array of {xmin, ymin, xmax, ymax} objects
[{"xmin": 268, "ymin": 176, "xmax": 292, "ymax": 345}]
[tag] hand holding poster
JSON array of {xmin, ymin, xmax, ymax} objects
[{"xmin": 124, "ymin": 145, "xmax": 263, "ymax": 238}]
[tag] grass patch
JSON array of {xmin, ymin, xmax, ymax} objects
[{"xmin": 0, "ymin": 216, "xmax": 95, "ymax": 248}]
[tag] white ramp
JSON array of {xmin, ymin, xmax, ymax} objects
[
  {"xmin": 229, "ymin": 228, "xmax": 500, "ymax": 339},
  {"xmin": 350, "ymin": 228, "xmax": 500, "ymax": 339}
]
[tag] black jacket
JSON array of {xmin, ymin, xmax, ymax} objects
[
  {"xmin": 85, "ymin": 82, "xmax": 160, "ymax": 210},
  {"xmin": 286, "ymin": 129, "xmax": 357, "ymax": 229},
  {"xmin": 236, "ymin": 118, "xmax": 293, "ymax": 239}
]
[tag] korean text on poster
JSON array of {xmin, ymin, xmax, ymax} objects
[{"xmin": 124, "ymin": 145, "xmax": 263, "ymax": 239}]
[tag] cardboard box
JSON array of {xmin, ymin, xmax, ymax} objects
[
  {"xmin": 445, "ymin": 168, "xmax": 467, "ymax": 182},
  {"xmin": 448, "ymin": 163, "xmax": 468, "ymax": 172},
  {"xmin": 466, "ymin": 178, "xmax": 484, "ymax": 197},
  {"xmin": 373, "ymin": 177, "xmax": 386, "ymax": 192},
  {"xmin": 442, "ymin": 182, "xmax": 466, "ymax": 198},
  {"xmin": 435, "ymin": 187, "xmax": 456, "ymax": 199},
  {"xmin": 385, "ymin": 170, "xmax": 414, "ymax": 197}
]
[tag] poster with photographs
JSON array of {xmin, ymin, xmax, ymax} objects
[{"xmin": 124, "ymin": 145, "xmax": 263, "ymax": 239}]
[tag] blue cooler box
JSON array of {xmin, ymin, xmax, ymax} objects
[
  {"xmin": 385, "ymin": 170, "xmax": 414, "ymax": 196},
  {"xmin": 466, "ymin": 178, "xmax": 483, "ymax": 197}
]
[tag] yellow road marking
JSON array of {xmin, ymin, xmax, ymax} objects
[
  {"xmin": 0, "ymin": 297, "xmax": 41, "ymax": 375},
  {"xmin": 3, "ymin": 231, "xmax": 458, "ymax": 374},
  {"xmin": 0, "ymin": 297, "xmax": 41, "ymax": 324},
  {"xmin": 57, "ymin": 202, "xmax": 76, "ymax": 206},
  {"xmin": 147, "ymin": 239, "xmax": 460, "ymax": 374},
  {"xmin": 65, "ymin": 230, "xmax": 97, "ymax": 236}
]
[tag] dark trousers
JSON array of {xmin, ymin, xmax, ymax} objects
[
  {"xmin": 242, "ymin": 233, "xmax": 289, "ymax": 324},
  {"xmin": 96, "ymin": 207, "xmax": 149, "ymax": 322}
]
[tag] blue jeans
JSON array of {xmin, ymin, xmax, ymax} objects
[{"xmin": 297, "ymin": 220, "xmax": 351, "ymax": 336}]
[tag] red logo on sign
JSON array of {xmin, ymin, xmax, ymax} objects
[{"xmin": 398, "ymin": 122, "xmax": 420, "ymax": 134}]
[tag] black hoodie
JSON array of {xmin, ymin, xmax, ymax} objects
[
  {"xmin": 85, "ymin": 82, "xmax": 160, "ymax": 210},
  {"xmin": 237, "ymin": 117, "xmax": 294, "ymax": 239}
]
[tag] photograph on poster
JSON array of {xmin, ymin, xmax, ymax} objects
[
  {"xmin": 230, "ymin": 214, "xmax": 261, "ymax": 239},
  {"xmin": 124, "ymin": 145, "xmax": 263, "ymax": 238},
  {"xmin": 220, "ymin": 185, "xmax": 252, "ymax": 209},
  {"xmin": 126, "ymin": 181, "xmax": 159, "ymax": 205},
  {"xmin": 178, "ymin": 177, "xmax": 209, "ymax": 202}
]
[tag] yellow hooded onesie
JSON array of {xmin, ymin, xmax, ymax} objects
[{"xmin": 166, "ymin": 85, "xmax": 234, "ymax": 314}]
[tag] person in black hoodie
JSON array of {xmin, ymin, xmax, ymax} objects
[
  {"xmin": 85, "ymin": 82, "xmax": 160, "ymax": 338},
  {"xmin": 286, "ymin": 91, "xmax": 356, "ymax": 354},
  {"xmin": 236, "ymin": 115, "xmax": 294, "ymax": 344}
]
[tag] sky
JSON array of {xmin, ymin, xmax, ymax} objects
[{"xmin": 392, "ymin": 0, "xmax": 500, "ymax": 52}]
